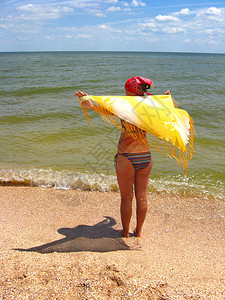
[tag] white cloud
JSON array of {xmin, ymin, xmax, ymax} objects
[
  {"xmin": 205, "ymin": 7, "xmax": 223, "ymax": 16},
  {"xmin": 57, "ymin": 27, "xmax": 78, "ymax": 31},
  {"xmin": 196, "ymin": 7, "xmax": 225, "ymax": 23},
  {"xmin": 99, "ymin": 25, "xmax": 108, "ymax": 29},
  {"xmin": 106, "ymin": 6, "xmax": 121, "ymax": 12},
  {"xmin": 77, "ymin": 34, "xmax": 92, "ymax": 39},
  {"xmin": 111, "ymin": 28, "xmax": 122, "ymax": 33},
  {"xmin": 195, "ymin": 38, "xmax": 221, "ymax": 46},
  {"xmin": 179, "ymin": 8, "xmax": 190, "ymax": 15},
  {"xmin": 204, "ymin": 28, "xmax": 225, "ymax": 35},
  {"xmin": 196, "ymin": 7, "xmax": 224, "ymax": 18},
  {"xmin": 95, "ymin": 12, "xmax": 106, "ymax": 17},
  {"xmin": 131, "ymin": 0, "xmax": 146, "ymax": 7},
  {"xmin": 122, "ymin": 2, "xmax": 130, "ymax": 7},
  {"xmin": 43, "ymin": 35, "xmax": 55, "ymax": 40},
  {"xmin": 98, "ymin": 24, "xmax": 121, "ymax": 33},
  {"xmin": 108, "ymin": 0, "xmax": 118, "ymax": 3},
  {"xmin": 71, "ymin": 2, "xmax": 98, "ymax": 9},
  {"xmin": 162, "ymin": 27, "xmax": 186, "ymax": 34},
  {"xmin": 155, "ymin": 15, "xmax": 180, "ymax": 22},
  {"xmin": 123, "ymin": 8, "xmax": 132, "ymax": 13},
  {"xmin": 17, "ymin": 4, "xmax": 73, "ymax": 20},
  {"xmin": 208, "ymin": 40, "xmax": 220, "ymax": 45},
  {"xmin": 175, "ymin": 8, "xmax": 190, "ymax": 16},
  {"xmin": 138, "ymin": 17, "xmax": 186, "ymax": 36},
  {"xmin": 0, "ymin": 24, "xmax": 8, "ymax": 29},
  {"xmin": 141, "ymin": 22, "xmax": 156, "ymax": 29}
]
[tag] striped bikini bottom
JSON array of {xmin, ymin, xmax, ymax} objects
[{"xmin": 115, "ymin": 151, "xmax": 151, "ymax": 171}]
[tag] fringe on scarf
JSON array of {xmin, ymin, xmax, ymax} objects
[{"xmin": 80, "ymin": 103, "xmax": 195, "ymax": 175}]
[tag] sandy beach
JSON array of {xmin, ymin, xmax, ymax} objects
[{"xmin": 0, "ymin": 186, "xmax": 224, "ymax": 299}]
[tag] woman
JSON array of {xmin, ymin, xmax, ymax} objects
[{"xmin": 75, "ymin": 76, "xmax": 170, "ymax": 238}]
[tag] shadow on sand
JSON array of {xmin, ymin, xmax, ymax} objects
[{"xmin": 14, "ymin": 216, "xmax": 131, "ymax": 253}]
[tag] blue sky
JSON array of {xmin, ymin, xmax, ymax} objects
[{"xmin": 1, "ymin": 0, "xmax": 225, "ymax": 53}]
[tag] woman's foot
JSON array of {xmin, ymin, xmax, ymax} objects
[
  {"xmin": 117, "ymin": 229, "xmax": 129, "ymax": 238},
  {"xmin": 134, "ymin": 228, "xmax": 143, "ymax": 238}
]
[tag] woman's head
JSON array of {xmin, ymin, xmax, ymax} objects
[{"xmin": 125, "ymin": 76, "xmax": 153, "ymax": 96}]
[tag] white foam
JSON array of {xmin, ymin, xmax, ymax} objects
[{"xmin": 0, "ymin": 167, "xmax": 224, "ymax": 200}]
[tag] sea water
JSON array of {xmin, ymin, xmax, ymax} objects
[{"xmin": 0, "ymin": 51, "xmax": 224, "ymax": 199}]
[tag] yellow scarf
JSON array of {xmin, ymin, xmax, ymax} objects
[{"xmin": 79, "ymin": 95, "xmax": 195, "ymax": 174}]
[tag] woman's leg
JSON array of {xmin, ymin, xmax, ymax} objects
[
  {"xmin": 116, "ymin": 155, "xmax": 135, "ymax": 238},
  {"xmin": 134, "ymin": 158, "xmax": 153, "ymax": 237}
]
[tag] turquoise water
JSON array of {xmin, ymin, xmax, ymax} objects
[{"xmin": 0, "ymin": 51, "xmax": 224, "ymax": 199}]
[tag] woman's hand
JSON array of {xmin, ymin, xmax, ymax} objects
[
  {"xmin": 75, "ymin": 90, "xmax": 95, "ymax": 110},
  {"xmin": 75, "ymin": 90, "xmax": 88, "ymax": 98},
  {"xmin": 165, "ymin": 90, "xmax": 171, "ymax": 95}
]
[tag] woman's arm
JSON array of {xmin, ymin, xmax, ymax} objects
[{"xmin": 75, "ymin": 90, "xmax": 114, "ymax": 115}]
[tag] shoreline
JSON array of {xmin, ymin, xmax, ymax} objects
[
  {"xmin": 1, "ymin": 186, "xmax": 225, "ymax": 299},
  {"xmin": 1, "ymin": 165, "xmax": 224, "ymax": 200}
]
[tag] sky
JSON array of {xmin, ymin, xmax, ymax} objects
[{"xmin": 0, "ymin": 0, "xmax": 225, "ymax": 53}]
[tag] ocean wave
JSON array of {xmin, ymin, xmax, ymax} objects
[
  {"xmin": 0, "ymin": 168, "xmax": 118, "ymax": 192},
  {"xmin": 0, "ymin": 85, "xmax": 75, "ymax": 97},
  {"xmin": 0, "ymin": 167, "xmax": 224, "ymax": 200}
]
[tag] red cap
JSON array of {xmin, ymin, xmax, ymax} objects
[{"xmin": 125, "ymin": 76, "xmax": 153, "ymax": 95}]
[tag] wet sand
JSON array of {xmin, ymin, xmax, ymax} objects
[{"xmin": 0, "ymin": 186, "xmax": 225, "ymax": 299}]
